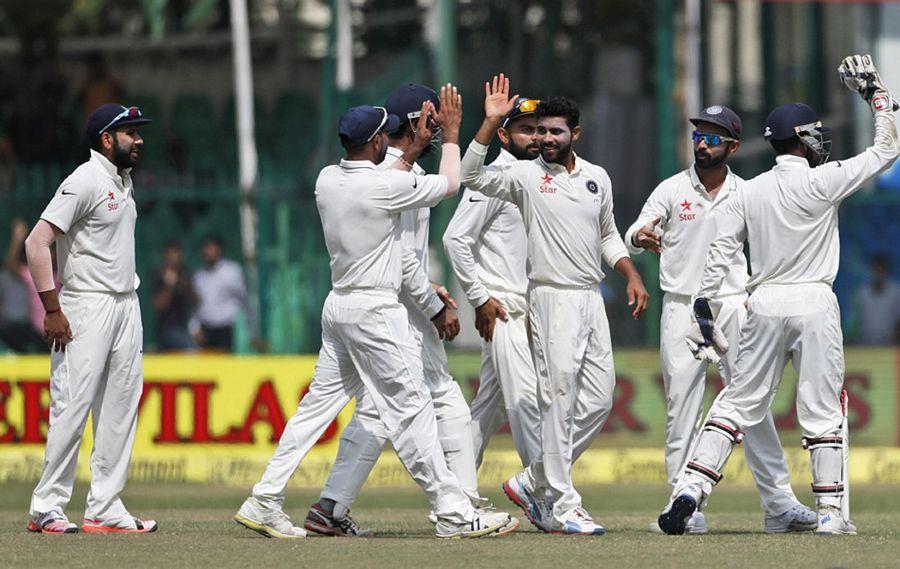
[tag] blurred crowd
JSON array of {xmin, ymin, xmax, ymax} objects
[{"xmin": 0, "ymin": 221, "xmax": 252, "ymax": 354}]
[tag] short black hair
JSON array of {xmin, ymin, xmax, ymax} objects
[
  {"xmin": 536, "ymin": 96, "xmax": 580, "ymax": 130},
  {"xmin": 770, "ymin": 136, "xmax": 802, "ymax": 156},
  {"xmin": 203, "ymin": 234, "xmax": 223, "ymax": 248},
  {"xmin": 339, "ymin": 133, "xmax": 366, "ymax": 152}
]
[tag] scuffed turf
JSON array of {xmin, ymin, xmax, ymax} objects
[{"xmin": 2, "ymin": 482, "xmax": 898, "ymax": 568}]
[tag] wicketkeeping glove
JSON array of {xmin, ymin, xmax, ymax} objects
[
  {"xmin": 685, "ymin": 297, "xmax": 729, "ymax": 364},
  {"xmin": 838, "ymin": 54, "xmax": 899, "ymax": 113}
]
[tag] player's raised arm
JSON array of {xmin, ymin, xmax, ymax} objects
[
  {"xmin": 815, "ymin": 54, "xmax": 900, "ymax": 204},
  {"xmin": 433, "ymin": 83, "xmax": 463, "ymax": 196},
  {"xmin": 460, "ymin": 74, "xmax": 521, "ymax": 202}
]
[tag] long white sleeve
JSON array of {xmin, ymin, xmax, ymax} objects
[
  {"xmin": 401, "ymin": 245, "xmax": 444, "ymax": 318},
  {"xmin": 460, "ymin": 140, "xmax": 520, "ymax": 203},
  {"xmin": 624, "ymin": 183, "xmax": 671, "ymax": 256},
  {"xmin": 442, "ymin": 190, "xmax": 503, "ymax": 308},
  {"xmin": 598, "ymin": 171, "xmax": 630, "ymax": 268},
  {"xmin": 697, "ymin": 197, "xmax": 748, "ymax": 299}
]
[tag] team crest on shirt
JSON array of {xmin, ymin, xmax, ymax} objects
[
  {"xmin": 539, "ymin": 174, "xmax": 556, "ymax": 194},
  {"xmin": 107, "ymin": 191, "xmax": 119, "ymax": 212},
  {"xmin": 585, "ymin": 180, "xmax": 598, "ymax": 194}
]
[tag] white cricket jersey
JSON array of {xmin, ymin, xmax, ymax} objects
[
  {"xmin": 461, "ymin": 140, "xmax": 629, "ymax": 287},
  {"xmin": 624, "ymin": 165, "xmax": 748, "ymax": 298},
  {"xmin": 444, "ymin": 148, "xmax": 528, "ymax": 308},
  {"xmin": 40, "ymin": 149, "xmax": 139, "ymax": 294},
  {"xmin": 380, "ymin": 147, "xmax": 432, "ymax": 269},
  {"xmin": 698, "ymin": 112, "xmax": 900, "ymax": 297},
  {"xmin": 315, "ymin": 159, "xmax": 448, "ymax": 293}
]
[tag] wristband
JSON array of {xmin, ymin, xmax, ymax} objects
[{"xmin": 46, "ymin": 307, "xmax": 61, "ymax": 315}]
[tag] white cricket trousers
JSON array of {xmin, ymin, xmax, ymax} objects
[
  {"xmin": 468, "ymin": 292, "xmax": 542, "ymax": 468},
  {"xmin": 661, "ymin": 293, "xmax": 798, "ymax": 515},
  {"xmin": 674, "ymin": 284, "xmax": 846, "ymax": 505},
  {"xmin": 30, "ymin": 290, "xmax": 143, "ymax": 522},
  {"xmin": 252, "ymin": 290, "xmax": 473, "ymax": 523},
  {"xmin": 319, "ymin": 295, "xmax": 478, "ymax": 510},
  {"xmin": 524, "ymin": 284, "xmax": 615, "ymax": 524}
]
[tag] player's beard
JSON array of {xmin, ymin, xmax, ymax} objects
[
  {"xmin": 540, "ymin": 138, "xmax": 571, "ymax": 165},
  {"xmin": 508, "ymin": 139, "xmax": 540, "ymax": 160},
  {"xmin": 694, "ymin": 148, "xmax": 727, "ymax": 170},
  {"xmin": 112, "ymin": 138, "xmax": 140, "ymax": 169}
]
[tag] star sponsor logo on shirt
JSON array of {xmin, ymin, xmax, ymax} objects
[
  {"xmin": 539, "ymin": 174, "xmax": 556, "ymax": 194},
  {"xmin": 678, "ymin": 200, "xmax": 696, "ymax": 222},
  {"xmin": 107, "ymin": 191, "xmax": 120, "ymax": 212}
]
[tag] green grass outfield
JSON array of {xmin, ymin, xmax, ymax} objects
[{"xmin": 2, "ymin": 481, "xmax": 898, "ymax": 568}]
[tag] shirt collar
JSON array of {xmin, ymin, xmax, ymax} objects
[
  {"xmin": 90, "ymin": 149, "xmax": 130, "ymax": 181},
  {"xmin": 386, "ymin": 145, "xmax": 423, "ymax": 174},
  {"xmin": 340, "ymin": 159, "xmax": 376, "ymax": 170},
  {"xmin": 496, "ymin": 148, "xmax": 517, "ymax": 164},
  {"xmin": 688, "ymin": 164, "xmax": 736, "ymax": 197},
  {"xmin": 539, "ymin": 152, "xmax": 582, "ymax": 175},
  {"xmin": 775, "ymin": 154, "xmax": 811, "ymax": 168}
]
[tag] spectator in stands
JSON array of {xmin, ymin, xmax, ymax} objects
[
  {"xmin": 152, "ymin": 242, "xmax": 197, "ymax": 352},
  {"xmin": 191, "ymin": 235, "xmax": 250, "ymax": 352},
  {"xmin": 854, "ymin": 253, "xmax": 900, "ymax": 345},
  {"xmin": 0, "ymin": 220, "xmax": 45, "ymax": 352},
  {"xmin": 78, "ymin": 52, "xmax": 124, "ymax": 128}
]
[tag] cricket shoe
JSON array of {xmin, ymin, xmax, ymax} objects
[
  {"xmin": 234, "ymin": 497, "xmax": 306, "ymax": 539},
  {"xmin": 502, "ymin": 473, "xmax": 552, "ymax": 532},
  {"xmin": 815, "ymin": 506, "xmax": 857, "ymax": 536},
  {"xmin": 435, "ymin": 510, "xmax": 511, "ymax": 539},
  {"xmin": 474, "ymin": 499, "xmax": 520, "ymax": 537},
  {"xmin": 550, "ymin": 507, "xmax": 605, "ymax": 536},
  {"xmin": 657, "ymin": 484, "xmax": 701, "ymax": 535},
  {"xmin": 764, "ymin": 503, "xmax": 817, "ymax": 533},
  {"xmin": 82, "ymin": 515, "xmax": 158, "ymax": 534},
  {"xmin": 649, "ymin": 511, "xmax": 708, "ymax": 534},
  {"xmin": 27, "ymin": 510, "xmax": 78, "ymax": 534},
  {"xmin": 303, "ymin": 502, "xmax": 373, "ymax": 537}
]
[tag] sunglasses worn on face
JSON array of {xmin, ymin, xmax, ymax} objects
[
  {"xmin": 100, "ymin": 106, "xmax": 142, "ymax": 134},
  {"xmin": 691, "ymin": 130, "xmax": 737, "ymax": 146}
]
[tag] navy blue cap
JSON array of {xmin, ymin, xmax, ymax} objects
[
  {"xmin": 337, "ymin": 106, "xmax": 400, "ymax": 146},
  {"xmin": 690, "ymin": 105, "xmax": 742, "ymax": 140},
  {"xmin": 385, "ymin": 84, "xmax": 440, "ymax": 122},
  {"xmin": 764, "ymin": 103, "xmax": 822, "ymax": 141},
  {"xmin": 86, "ymin": 104, "xmax": 151, "ymax": 143},
  {"xmin": 502, "ymin": 97, "xmax": 540, "ymax": 128}
]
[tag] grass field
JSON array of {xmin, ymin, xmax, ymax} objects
[{"xmin": 3, "ymin": 480, "xmax": 899, "ymax": 569}]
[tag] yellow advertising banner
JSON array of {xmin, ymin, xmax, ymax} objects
[{"xmin": 2, "ymin": 354, "xmax": 900, "ymax": 488}]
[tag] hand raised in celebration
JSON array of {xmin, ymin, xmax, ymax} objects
[
  {"xmin": 433, "ymin": 83, "xmax": 462, "ymax": 144},
  {"xmin": 484, "ymin": 74, "xmax": 519, "ymax": 123},
  {"xmin": 410, "ymin": 100, "xmax": 436, "ymax": 154}
]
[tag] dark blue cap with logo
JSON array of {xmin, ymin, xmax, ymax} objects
[
  {"xmin": 689, "ymin": 105, "xmax": 742, "ymax": 140},
  {"xmin": 338, "ymin": 105, "xmax": 400, "ymax": 146},
  {"xmin": 763, "ymin": 102, "xmax": 822, "ymax": 141},
  {"xmin": 385, "ymin": 84, "xmax": 440, "ymax": 122},
  {"xmin": 86, "ymin": 103, "xmax": 151, "ymax": 144}
]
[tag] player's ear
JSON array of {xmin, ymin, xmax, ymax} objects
[
  {"xmin": 729, "ymin": 140, "xmax": 741, "ymax": 155},
  {"xmin": 497, "ymin": 127, "xmax": 510, "ymax": 146},
  {"xmin": 101, "ymin": 131, "xmax": 114, "ymax": 152},
  {"xmin": 571, "ymin": 125, "xmax": 581, "ymax": 142}
]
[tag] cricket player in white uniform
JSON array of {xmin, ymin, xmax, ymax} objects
[
  {"xmin": 658, "ymin": 55, "xmax": 900, "ymax": 536},
  {"xmin": 235, "ymin": 104, "xmax": 511, "ymax": 539},
  {"xmin": 25, "ymin": 104, "xmax": 157, "ymax": 534},
  {"xmin": 304, "ymin": 85, "xmax": 517, "ymax": 537},
  {"xmin": 442, "ymin": 98, "xmax": 542, "ymax": 469},
  {"xmin": 462, "ymin": 76, "xmax": 650, "ymax": 535},
  {"xmin": 626, "ymin": 105, "xmax": 815, "ymax": 534}
]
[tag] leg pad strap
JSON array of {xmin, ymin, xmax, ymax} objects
[
  {"xmin": 802, "ymin": 436, "xmax": 842, "ymax": 450},
  {"xmin": 686, "ymin": 461, "xmax": 724, "ymax": 485},
  {"xmin": 703, "ymin": 420, "xmax": 744, "ymax": 445},
  {"xmin": 811, "ymin": 483, "xmax": 844, "ymax": 496}
]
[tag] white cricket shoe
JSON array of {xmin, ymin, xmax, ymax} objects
[
  {"xmin": 27, "ymin": 510, "xmax": 78, "ymax": 534},
  {"xmin": 815, "ymin": 506, "xmax": 857, "ymax": 536},
  {"xmin": 435, "ymin": 510, "xmax": 511, "ymax": 539},
  {"xmin": 474, "ymin": 499, "xmax": 519, "ymax": 537},
  {"xmin": 765, "ymin": 503, "xmax": 817, "ymax": 533},
  {"xmin": 657, "ymin": 484, "xmax": 702, "ymax": 535},
  {"xmin": 650, "ymin": 511, "xmax": 707, "ymax": 534},
  {"xmin": 550, "ymin": 507, "xmax": 605, "ymax": 536},
  {"xmin": 502, "ymin": 473, "xmax": 552, "ymax": 532},
  {"xmin": 234, "ymin": 497, "xmax": 307, "ymax": 539}
]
